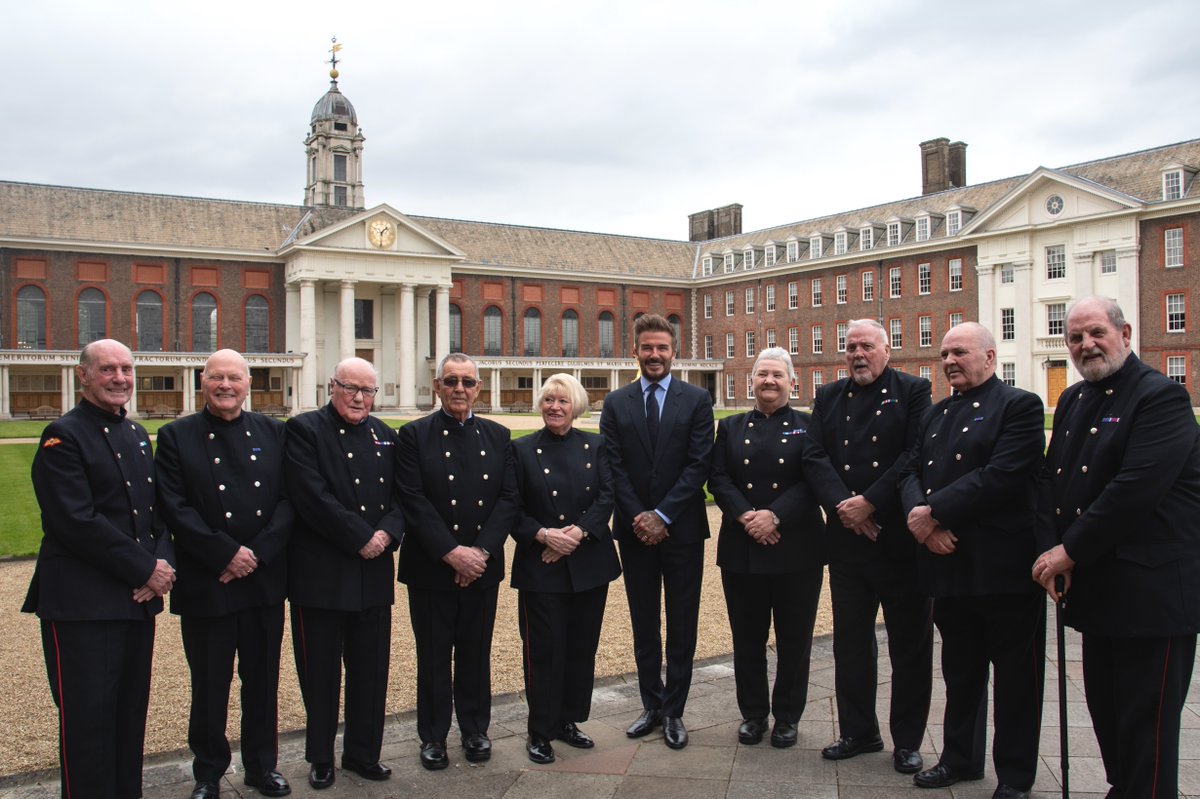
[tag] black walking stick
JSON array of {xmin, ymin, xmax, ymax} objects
[{"xmin": 1055, "ymin": 575, "xmax": 1069, "ymax": 799}]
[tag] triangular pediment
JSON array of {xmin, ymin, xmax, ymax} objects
[
  {"xmin": 961, "ymin": 168, "xmax": 1143, "ymax": 235},
  {"xmin": 282, "ymin": 204, "xmax": 466, "ymax": 259}
]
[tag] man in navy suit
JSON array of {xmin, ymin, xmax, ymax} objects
[
  {"xmin": 1035, "ymin": 296, "xmax": 1200, "ymax": 798},
  {"xmin": 600, "ymin": 313, "xmax": 714, "ymax": 750}
]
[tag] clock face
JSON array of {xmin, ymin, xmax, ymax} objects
[
  {"xmin": 368, "ymin": 219, "xmax": 396, "ymax": 248},
  {"xmin": 1045, "ymin": 194, "xmax": 1065, "ymax": 216}
]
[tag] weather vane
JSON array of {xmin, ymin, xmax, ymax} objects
[{"xmin": 328, "ymin": 37, "xmax": 343, "ymax": 80}]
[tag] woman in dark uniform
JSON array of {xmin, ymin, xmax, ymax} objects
[
  {"xmin": 709, "ymin": 347, "xmax": 827, "ymax": 748},
  {"xmin": 511, "ymin": 373, "xmax": 619, "ymax": 764}
]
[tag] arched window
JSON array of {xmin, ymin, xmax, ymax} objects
[
  {"xmin": 483, "ymin": 306, "xmax": 502, "ymax": 356},
  {"xmin": 78, "ymin": 287, "xmax": 106, "ymax": 347},
  {"xmin": 191, "ymin": 292, "xmax": 218, "ymax": 352},
  {"xmin": 598, "ymin": 311, "xmax": 615, "ymax": 358},
  {"xmin": 561, "ymin": 309, "xmax": 579, "ymax": 357},
  {"xmin": 448, "ymin": 304, "xmax": 463, "ymax": 353},
  {"xmin": 16, "ymin": 285, "xmax": 46, "ymax": 350},
  {"xmin": 244, "ymin": 295, "xmax": 269, "ymax": 352},
  {"xmin": 668, "ymin": 314, "xmax": 683, "ymax": 355},
  {"xmin": 523, "ymin": 308, "xmax": 542, "ymax": 357},
  {"xmin": 135, "ymin": 291, "xmax": 163, "ymax": 352}
]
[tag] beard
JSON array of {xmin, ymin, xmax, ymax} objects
[{"xmin": 1073, "ymin": 347, "xmax": 1128, "ymax": 382}]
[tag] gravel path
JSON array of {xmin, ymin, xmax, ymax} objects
[{"xmin": 0, "ymin": 506, "xmax": 835, "ymax": 778}]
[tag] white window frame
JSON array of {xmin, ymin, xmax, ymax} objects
[
  {"xmin": 743, "ymin": 249, "xmax": 755, "ymax": 270},
  {"xmin": 726, "ymin": 333, "xmax": 736, "ymax": 358},
  {"xmin": 836, "ymin": 322, "xmax": 848, "ymax": 353},
  {"xmin": 701, "ymin": 256, "xmax": 713, "ymax": 277},
  {"xmin": 786, "ymin": 241, "xmax": 799, "ymax": 262},
  {"xmin": 889, "ymin": 266, "xmax": 902, "ymax": 298},
  {"xmin": 859, "ymin": 227, "xmax": 874, "ymax": 251},
  {"xmin": 726, "ymin": 374, "xmax": 736, "ymax": 399},
  {"xmin": 1001, "ymin": 308, "xmax": 1015, "ymax": 341},
  {"xmin": 948, "ymin": 258, "xmax": 963, "ymax": 292},
  {"xmin": 920, "ymin": 365, "xmax": 933, "ymax": 383},
  {"xmin": 1046, "ymin": 245, "xmax": 1067, "ymax": 280},
  {"xmin": 918, "ymin": 263, "xmax": 931, "ymax": 295},
  {"xmin": 811, "ymin": 369, "xmax": 824, "ymax": 398},
  {"xmin": 1167, "ymin": 355, "xmax": 1186, "ymax": 384},
  {"xmin": 836, "ymin": 274, "xmax": 847, "ymax": 304},
  {"xmin": 946, "ymin": 210, "xmax": 962, "ymax": 236},
  {"xmin": 890, "ymin": 318, "xmax": 903, "ymax": 349},
  {"xmin": 764, "ymin": 245, "xmax": 777, "ymax": 267},
  {"xmin": 746, "ymin": 374, "xmax": 754, "ymax": 399},
  {"xmin": 949, "ymin": 312, "xmax": 963, "ymax": 328},
  {"xmin": 723, "ymin": 253, "xmax": 735, "ymax": 273},
  {"xmin": 725, "ymin": 290, "xmax": 735, "ymax": 316},
  {"xmin": 766, "ymin": 328, "xmax": 776, "ymax": 348},
  {"xmin": 811, "ymin": 325, "xmax": 823, "ymax": 354},
  {"xmin": 837, "ymin": 368, "xmax": 848, "ymax": 381},
  {"xmin": 788, "ymin": 327, "xmax": 799, "ymax": 355},
  {"xmin": 1000, "ymin": 263, "xmax": 1014, "ymax": 284},
  {"xmin": 887, "ymin": 221, "xmax": 901, "ymax": 246},
  {"xmin": 1165, "ymin": 228, "xmax": 1184, "ymax": 268},
  {"xmin": 919, "ymin": 315, "xmax": 932, "ymax": 347},
  {"xmin": 765, "ymin": 284, "xmax": 776, "ymax": 312},
  {"xmin": 1167, "ymin": 293, "xmax": 1186, "ymax": 332},
  {"xmin": 915, "ymin": 216, "xmax": 930, "ymax": 242},
  {"xmin": 1100, "ymin": 250, "xmax": 1117, "ymax": 275},
  {"xmin": 703, "ymin": 294, "xmax": 712, "ymax": 319},
  {"xmin": 834, "ymin": 231, "xmax": 848, "ymax": 255},
  {"xmin": 810, "ymin": 236, "xmax": 823, "ymax": 259},
  {"xmin": 811, "ymin": 278, "xmax": 823, "ymax": 307},
  {"xmin": 745, "ymin": 287, "xmax": 756, "ymax": 314},
  {"xmin": 1047, "ymin": 303, "xmax": 1066, "ymax": 337},
  {"xmin": 746, "ymin": 330, "xmax": 756, "ymax": 357},
  {"xmin": 787, "ymin": 281, "xmax": 799, "ymax": 310},
  {"xmin": 703, "ymin": 334, "xmax": 713, "ymax": 359},
  {"xmin": 1164, "ymin": 170, "xmax": 1183, "ymax": 201},
  {"xmin": 1002, "ymin": 362, "xmax": 1016, "ymax": 386},
  {"xmin": 861, "ymin": 271, "xmax": 874, "ymax": 301}
]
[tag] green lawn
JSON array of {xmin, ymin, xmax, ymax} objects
[{"xmin": 0, "ymin": 444, "xmax": 41, "ymax": 558}]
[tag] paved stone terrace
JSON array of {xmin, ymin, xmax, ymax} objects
[{"xmin": 4, "ymin": 618, "xmax": 1199, "ymax": 798}]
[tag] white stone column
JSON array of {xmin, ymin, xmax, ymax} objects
[
  {"xmin": 1012, "ymin": 260, "xmax": 1035, "ymax": 391},
  {"xmin": 339, "ymin": 280, "xmax": 357, "ymax": 363},
  {"xmin": 1116, "ymin": 245, "xmax": 1141, "ymax": 353},
  {"xmin": 532, "ymin": 367, "xmax": 543, "ymax": 405},
  {"xmin": 60, "ymin": 365, "xmax": 72, "ymax": 414},
  {"xmin": 299, "ymin": 279, "xmax": 318, "ymax": 410},
  {"xmin": 435, "ymin": 285, "xmax": 450, "ymax": 366},
  {"xmin": 1073, "ymin": 251, "xmax": 1095, "ymax": 299},
  {"xmin": 126, "ymin": 364, "xmax": 139, "ymax": 418},
  {"xmin": 0, "ymin": 365, "xmax": 8, "ymax": 418},
  {"xmin": 379, "ymin": 286, "xmax": 397, "ymax": 406},
  {"xmin": 491, "ymin": 367, "xmax": 503, "ymax": 413},
  {"xmin": 398, "ymin": 283, "xmax": 416, "ymax": 411},
  {"xmin": 975, "ymin": 263, "xmax": 996, "ymax": 332},
  {"xmin": 416, "ymin": 287, "xmax": 432, "ymax": 409},
  {"xmin": 182, "ymin": 367, "xmax": 196, "ymax": 414}
]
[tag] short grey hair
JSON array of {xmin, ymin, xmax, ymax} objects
[
  {"xmin": 1067, "ymin": 296, "xmax": 1127, "ymax": 333},
  {"xmin": 534, "ymin": 373, "xmax": 589, "ymax": 419},
  {"xmin": 437, "ymin": 352, "xmax": 478, "ymax": 379},
  {"xmin": 847, "ymin": 318, "xmax": 889, "ymax": 347},
  {"xmin": 751, "ymin": 347, "xmax": 796, "ymax": 381}
]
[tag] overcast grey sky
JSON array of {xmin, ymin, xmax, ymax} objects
[{"xmin": 4, "ymin": 0, "xmax": 1197, "ymax": 240}]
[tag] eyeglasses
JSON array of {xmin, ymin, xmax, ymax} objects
[
  {"xmin": 439, "ymin": 376, "xmax": 479, "ymax": 389},
  {"xmin": 331, "ymin": 378, "xmax": 379, "ymax": 398}
]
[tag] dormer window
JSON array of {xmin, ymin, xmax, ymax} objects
[
  {"xmin": 809, "ymin": 236, "xmax": 823, "ymax": 259},
  {"xmin": 915, "ymin": 216, "xmax": 930, "ymax": 242},
  {"xmin": 702, "ymin": 256, "xmax": 714, "ymax": 277},
  {"xmin": 886, "ymin": 218, "xmax": 913, "ymax": 247},
  {"xmin": 1164, "ymin": 169, "xmax": 1183, "ymax": 200},
  {"xmin": 743, "ymin": 248, "xmax": 756, "ymax": 270},
  {"xmin": 887, "ymin": 221, "xmax": 902, "ymax": 246},
  {"xmin": 786, "ymin": 240, "xmax": 799, "ymax": 262},
  {"xmin": 764, "ymin": 243, "xmax": 777, "ymax": 267},
  {"xmin": 834, "ymin": 230, "xmax": 849, "ymax": 255},
  {"xmin": 946, "ymin": 210, "xmax": 962, "ymax": 236},
  {"xmin": 859, "ymin": 225, "xmax": 879, "ymax": 251},
  {"xmin": 723, "ymin": 253, "xmax": 736, "ymax": 273}
]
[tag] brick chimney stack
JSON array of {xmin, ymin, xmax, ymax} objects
[
  {"xmin": 920, "ymin": 138, "xmax": 968, "ymax": 195},
  {"xmin": 688, "ymin": 203, "xmax": 743, "ymax": 241}
]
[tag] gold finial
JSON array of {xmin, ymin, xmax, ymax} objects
[{"xmin": 329, "ymin": 37, "xmax": 343, "ymax": 80}]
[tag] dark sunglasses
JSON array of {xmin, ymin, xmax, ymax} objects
[{"xmin": 439, "ymin": 376, "xmax": 479, "ymax": 389}]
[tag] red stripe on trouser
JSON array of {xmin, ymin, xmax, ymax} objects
[
  {"xmin": 1151, "ymin": 637, "xmax": 1172, "ymax": 798},
  {"xmin": 51, "ymin": 623, "xmax": 72, "ymax": 799}
]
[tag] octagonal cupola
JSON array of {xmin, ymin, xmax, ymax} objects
[{"xmin": 304, "ymin": 39, "xmax": 365, "ymax": 209}]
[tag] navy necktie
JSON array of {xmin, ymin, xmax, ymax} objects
[{"xmin": 646, "ymin": 383, "xmax": 660, "ymax": 451}]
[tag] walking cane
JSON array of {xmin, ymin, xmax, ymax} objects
[{"xmin": 1055, "ymin": 575, "xmax": 1069, "ymax": 799}]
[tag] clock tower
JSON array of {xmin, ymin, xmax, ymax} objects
[{"xmin": 304, "ymin": 40, "xmax": 365, "ymax": 209}]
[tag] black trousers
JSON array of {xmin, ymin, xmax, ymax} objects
[
  {"xmin": 517, "ymin": 585, "xmax": 609, "ymax": 738},
  {"xmin": 290, "ymin": 604, "xmax": 391, "ymax": 765},
  {"xmin": 181, "ymin": 605, "xmax": 284, "ymax": 782},
  {"xmin": 407, "ymin": 583, "xmax": 498, "ymax": 743},
  {"xmin": 617, "ymin": 537, "xmax": 704, "ymax": 717},
  {"xmin": 1082, "ymin": 631, "xmax": 1196, "ymax": 798},
  {"xmin": 721, "ymin": 566, "xmax": 823, "ymax": 723},
  {"xmin": 40, "ymin": 618, "xmax": 155, "ymax": 799},
  {"xmin": 829, "ymin": 559, "xmax": 933, "ymax": 749},
  {"xmin": 934, "ymin": 592, "xmax": 1046, "ymax": 791}
]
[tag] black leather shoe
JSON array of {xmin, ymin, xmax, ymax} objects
[
  {"xmin": 308, "ymin": 763, "xmax": 335, "ymax": 790},
  {"xmin": 663, "ymin": 716, "xmax": 688, "ymax": 749},
  {"xmin": 340, "ymin": 756, "xmax": 391, "ymax": 780},
  {"xmin": 244, "ymin": 770, "xmax": 291, "ymax": 796},
  {"xmin": 419, "ymin": 741, "xmax": 449, "ymax": 771},
  {"xmin": 821, "ymin": 733, "xmax": 884, "ymax": 760},
  {"xmin": 992, "ymin": 786, "xmax": 1030, "ymax": 799},
  {"xmin": 527, "ymin": 734, "xmax": 556, "ymax": 764},
  {"xmin": 893, "ymin": 748, "xmax": 924, "ymax": 774},
  {"xmin": 626, "ymin": 708, "xmax": 663, "ymax": 738},
  {"xmin": 737, "ymin": 716, "xmax": 768, "ymax": 745},
  {"xmin": 462, "ymin": 732, "xmax": 492, "ymax": 762},
  {"xmin": 913, "ymin": 762, "xmax": 985, "ymax": 788},
  {"xmin": 190, "ymin": 782, "xmax": 219, "ymax": 799},
  {"xmin": 770, "ymin": 720, "xmax": 798, "ymax": 748},
  {"xmin": 557, "ymin": 721, "xmax": 594, "ymax": 748}
]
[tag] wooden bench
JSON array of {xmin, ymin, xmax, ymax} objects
[
  {"xmin": 144, "ymin": 404, "xmax": 178, "ymax": 419},
  {"xmin": 29, "ymin": 405, "xmax": 61, "ymax": 420},
  {"xmin": 507, "ymin": 401, "xmax": 533, "ymax": 414},
  {"xmin": 258, "ymin": 404, "xmax": 288, "ymax": 417}
]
